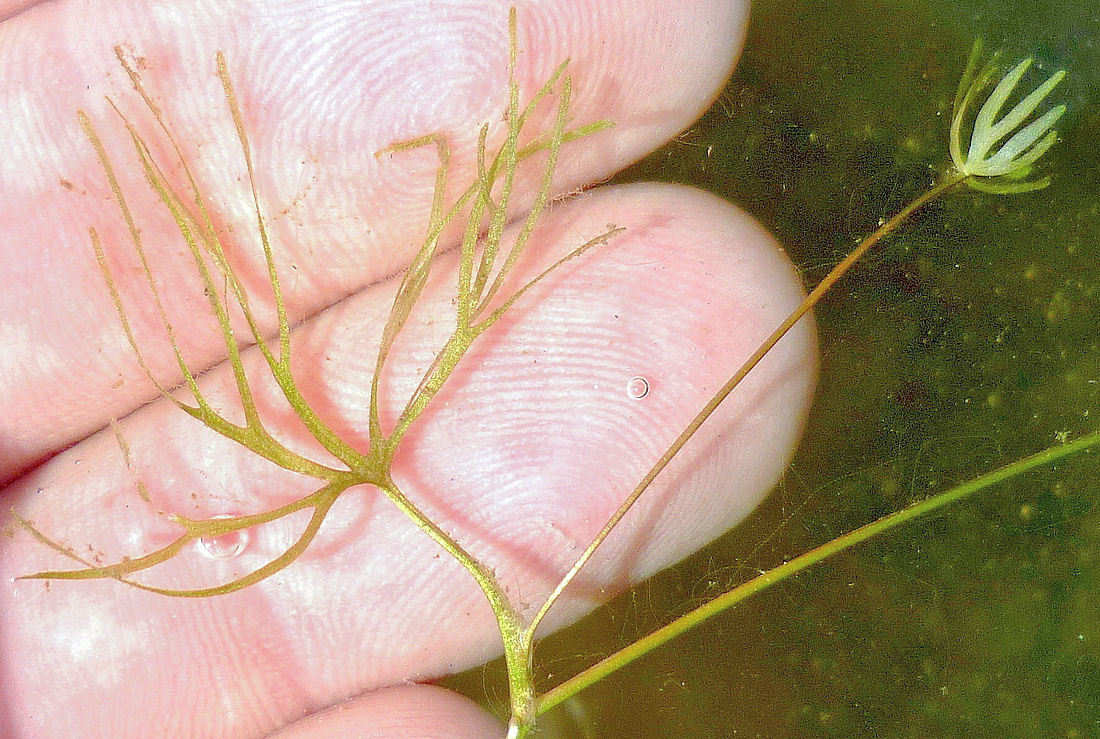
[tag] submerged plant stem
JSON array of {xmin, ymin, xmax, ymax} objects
[{"xmin": 536, "ymin": 428, "xmax": 1100, "ymax": 714}]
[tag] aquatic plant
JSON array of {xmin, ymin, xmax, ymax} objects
[
  {"xmin": 12, "ymin": 13, "xmax": 1086, "ymax": 737},
  {"xmin": 950, "ymin": 40, "xmax": 1067, "ymax": 193}
]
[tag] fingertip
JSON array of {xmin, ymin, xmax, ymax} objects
[{"xmin": 268, "ymin": 684, "xmax": 502, "ymax": 739}]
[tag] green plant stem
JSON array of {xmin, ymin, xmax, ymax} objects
[
  {"xmin": 537, "ymin": 428, "xmax": 1100, "ymax": 715},
  {"xmin": 375, "ymin": 475, "xmax": 534, "ymax": 729},
  {"xmin": 524, "ymin": 172, "xmax": 969, "ymax": 644}
]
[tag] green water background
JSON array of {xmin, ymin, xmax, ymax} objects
[{"xmin": 447, "ymin": 0, "xmax": 1100, "ymax": 735}]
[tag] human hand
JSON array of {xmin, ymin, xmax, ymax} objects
[{"xmin": 0, "ymin": 1, "xmax": 815, "ymax": 736}]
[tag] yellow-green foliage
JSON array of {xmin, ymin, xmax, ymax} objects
[
  {"xmin": 11, "ymin": 12, "xmax": 620, "ymax": 729},
  {"xmin": 15, "ymin": 8, "xmax": 616, "ymax": 601}
]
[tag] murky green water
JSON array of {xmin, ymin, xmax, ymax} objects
[{"xmin": 447, "ymin": 1, "xmax": 1100, "ymax": 735}]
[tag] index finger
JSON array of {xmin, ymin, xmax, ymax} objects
[{"xmin": 0, "ymin": 0, "xmax": 748, "ymax": 481}]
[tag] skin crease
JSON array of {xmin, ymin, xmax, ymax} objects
[{"xmin": 0, "ymin": 1, "xmax": 817, "ymax": 737}]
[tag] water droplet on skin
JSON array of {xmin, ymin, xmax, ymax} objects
[
  {"xmin": 198, "ymin": 515, "xmax": 248, "ymax": 559},
  {"xmin": 627, "ymin": 376, "xmax": 650, "ymax": 400}
]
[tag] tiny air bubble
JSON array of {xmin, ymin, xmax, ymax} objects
[{"xmin": 627, "ymin": 376, "xmax": 650, "ymax": 400}]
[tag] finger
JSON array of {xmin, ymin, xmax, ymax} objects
[
  {"xmin": 0, "ymin": 0, "xmax": 747, "ymax": 480},
  {"xmin": 0, "ymin": 1, "xmax": 36, "ymax": 22},
  {"xmin": 1, "ymin": 183, "xmax": 815, "ymax": 738},
  {"xmin": 267, "ymin": 685, "xmax": 502, "ymax": 739}
]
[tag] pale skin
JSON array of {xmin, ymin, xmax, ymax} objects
[{"xmin": 0, "ymin": 1, "xmax": 816, "ymax": 737}]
